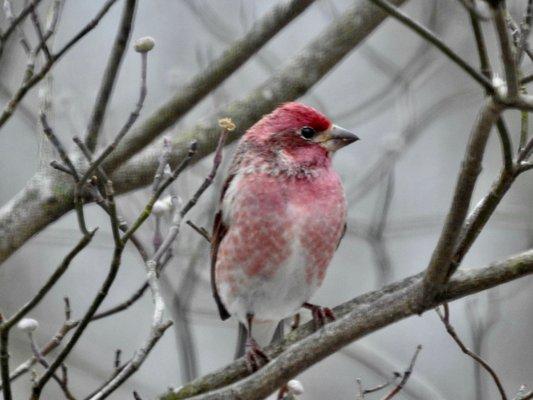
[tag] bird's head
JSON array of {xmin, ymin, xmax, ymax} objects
[{"xmin": 245, "ymin": 102, "xmax": 359, "ymax": 167}]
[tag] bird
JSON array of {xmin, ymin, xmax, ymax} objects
[{"xmin": 211, "ymin": 102, "xmax": 359, "ymax": 371}]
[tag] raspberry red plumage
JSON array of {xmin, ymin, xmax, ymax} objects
[{"xmin": 211, "ymin": 102, "xmax": 358, "ymax": 363}]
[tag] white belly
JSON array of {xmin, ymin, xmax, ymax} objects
[{"xmin": 218, "ymin": 238, "xmax": 319, "ymax": 324}]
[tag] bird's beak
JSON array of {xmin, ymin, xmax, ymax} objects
[{"xmin": 313, "ymin": 124, "xmax": 360, "ymax": 152}]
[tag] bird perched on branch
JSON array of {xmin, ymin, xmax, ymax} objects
[{"xmin": 211, "ymin": 102, "xmax": 359, "ymax": 371}]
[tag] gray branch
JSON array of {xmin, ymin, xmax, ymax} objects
[
  {"xmin": 422, "ymin": 99, "xmax": 503, "ymax": 303},
  {"xmin": 162, "ymin": 249, "xmax": 533, "ymax": 400},
  {"xmin": 84, "ymin": 0, "xmax": 137, "ymax": 152}
]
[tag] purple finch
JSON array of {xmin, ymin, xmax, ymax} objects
[{"xmin": 211, "ymin": 102, "xmax": 359, "ymax": 370}]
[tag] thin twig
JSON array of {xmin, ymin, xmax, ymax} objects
[
  {"xmin": 27, "ymin": 333, "xmax": 76, "ymax": 400},
  {"xmin": 78, "ymin": 48, "xmax": 148, "ymax": 188},
  {"xmin": 29, "ymin": 6, "xmax": 51, "ymax": 60},
  {"xmin": 494, "ymin": 3, "xmax": 519, "ymax": 99},
  {"xmin": 50, "ymin": 160, "xmax": 75, "ymax": 175},
  {"xmin": 0, "ymin": 233, "xmax": 95, "ymax": 332},
  {"xmin": 456, "ymin": 0, "xmax": 491, "ymax": 20},
  {"xmin": 186, "ymin": 220, "xmax": 212, "ymax": 243},
  {"xmin": 0, "ymin": 232, "xmax": 94, "ymax": 399},
  {"xmin": 40, "ymin": 112, "xmax": 79, "ymax": 180},
  {"xmin": 87, "ymin": 133, "xmax": 205, "ymax": 399},
  {"xmin": 0, "ymin": 0, "xmax": 43, "ymax": 44},
  {"xmin": 122, "ymin": 141, "xmax": 197, "ymax": 243},
  {"xmin": 32, "ymin": 178, "xmax": 124, "ymax": 398},
  {"xmin": 151, "ymin": 123, "xmax": 230, "ymax": 265},
  {"xmin": 41, "ymin": 112, "xmax": 90, "ymax": 235},
  {"xmin": 3, "ymin": 0, "xmax": 32, "ymax": 55},
  {"xmin": 152, "ymin": 137, "xmax": 172, "ymax": 194},
  {"xmin": 516, "ymin": 0, "xmax": 533, "ymax": 64},
  {"xmin": 31, "ymin": 244, "xmax": 125, "ymax": 398},
  {"xmin": 449, "ymin": 167, "xmax": 517, "ymax": 277},
  {"xmin": 463, "ymin": 5, "xmax": 514, "ymax": 173},
  {"xmin": 84, "ymin": 0, "xmax": 137, "ymax": 151},
  {"xmin": 380, "ymin": 345, "xmax": 422, "ymax": 400},
  {"xmin": 0, "ymin": 0, "xmax": 120, "ymax": 129},
  {"xmin": 367, "ymin": 0, "xmax": 493, "ymax": 92},
  {"xmin": 437, "ymin": 304, "xmax": 508, "ymax": 400}
]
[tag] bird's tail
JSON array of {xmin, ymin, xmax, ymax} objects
[{"xmin": 234, "ymin": 320, "xmax": 284, "ymax": 359}]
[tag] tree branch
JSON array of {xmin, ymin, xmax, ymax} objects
[
  {"xmin": 367, "ymin": 0, "xmax": 493, "ymax": 92},
  {"xmin": 0, "ymin": 0, "xmax": 120, "ymax": 129},
  {"xmin": 380, "ymin": 345, "xmax": 422, "ymax": 400},
  {"xmin": 422, "ymin": 99, "xmax": 503, "ymax": 303},
  {"xmin": 437, "ymin": 304, "xmax": 508, "ymax": 400},
  {"xmin": 162, "ymin": 249, "xmax": 533, "ymax": 400},
  {"xmin": 493, "ymin": 2, "xmax": 519, "ymax": 99},
  {"xmin": 84, "ymin": 0, "xmax": 137, "ymax": 151},
  {"xmin": 0, "ymin": 0, "xmax": 44, "ymax": 58}
]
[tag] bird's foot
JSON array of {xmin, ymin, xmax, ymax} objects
[
  {"xmin": 244, "ymin": 337, "xmax": 269, "ymax": 372},
  {"xmin": 303, "ymin": 302, "xmax": 335, "ymax": 329},
  {"xmin": 277, "ymin": 384, "xmax": 288, "ymax": 400}
]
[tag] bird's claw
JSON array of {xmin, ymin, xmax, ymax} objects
[
  {"xmin": 304, "ymin": 302, "xmax": 335, "ymax": 329},
  {"xmin": 245, "ymin": 338, "xmax": 269, "ymax": 372}
]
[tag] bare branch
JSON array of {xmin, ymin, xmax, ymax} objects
[
  {"xmin": 29, "ymin": 6, "xmax": 51, "ymax": 60},
  {"xmin": 0, "ymin": 233, "xmax": 94, "ymax": 332},
  {"xmin": 186, "ymin": 220, "xmax": 212, "ymax": 243},
  {"xmin": 367, "ymin": 0, "xmax": 493, "ymax": 91},
  {"xmin": 349, "ymin": 91, "xmax": 471, "ymax": 204},
  {"xmin": 0, "ymin": 0, "xmax": 43, "ymax": 48},
  {"xmin": 163, "ymin": 249, "xmax": 533, "ymax": 400},
  {"xmin": 84, "ymin": 0, "xmax": 137, "ymax": 151},
  {"xmin": 456, "ymin": 0, "xmax": 491, "ymax": 21},
  {"xmin": 437, "ymin": 304, "xmax": 508, "ymax": 400},
  {"xmin": 423, "ymin": 99, "xmax": 503, "ymax": 303},
  {"xmin": 3, "ymin": 0, "xmax": 32, "ymax": 55},
  {"xmin": 380, "ymin": 345, "xmax": 422, "ymax": 400},
  {"xmin": 0, "ymin": 232, "xmax": 94, "ymax": 400},
  {"xmin": 0, "ymin": 0, "xmax": 120, "ymax": 129},
  {"xmin": 448, "ymin": 167, "xmax": 517, "ymax": 277},
  {"xmin": 151, "ymin": 122, "xmax": 229, "ymax": 266},
  {"xmin": 30, "ymin": 244, "xmax": 126, "ymax": 398},
  {"xmin": 78, "ymin": 43, "xmax": 149, "ymax": 188},
  {"xmin": 122, "ymin": 141, "xmax": 197, "ymax": 243},
  {"xmin": 40, "ymin": 112, "xmax": 79, "ymax": 180},
  {"xmin": 86, "ymin": 301, "xmax": 172, "ymax": 399},
  {"xmin": 41, "ymin": 112, "xmax": 90, "ymax": 235},
  {"xmin": 494, "ymin": 3, "xmax": 519, "ymax": 99},
  {"xmin": 86, "ymin": 125, "xmax": 227, "ymax": 398},
  {"xmin": 0, "ymin": 319, "xmax": 75, "ymax": 390}
]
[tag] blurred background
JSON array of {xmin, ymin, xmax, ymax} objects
[{"xmin": 0, "ymin": 0, "xmax": 532, "ymax": 399}]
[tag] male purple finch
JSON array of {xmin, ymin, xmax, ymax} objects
[{"xmin": 211, "ymin": 102, "xmax": 359, "ymax": 370}]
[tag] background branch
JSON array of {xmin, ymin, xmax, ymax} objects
[{"xmin": 84, "ymin": 0, "xmax": 137, "ymax": 152}]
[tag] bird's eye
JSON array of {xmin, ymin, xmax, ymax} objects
[{"xmin": 300, "ymin": 126, "xmax": 316, "ymax": 140}]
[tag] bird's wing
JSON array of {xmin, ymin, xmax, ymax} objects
[
  {"xmin": 211, "ymin": 204, "xmax": 230, "ymax": 320},
  {"xmin": 211, "ymin": 145, "xmax": 247, "ymax": 321},
  {"xmin": 336, "ymin": 222, "xmax": 347, "ymax": 250}
]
